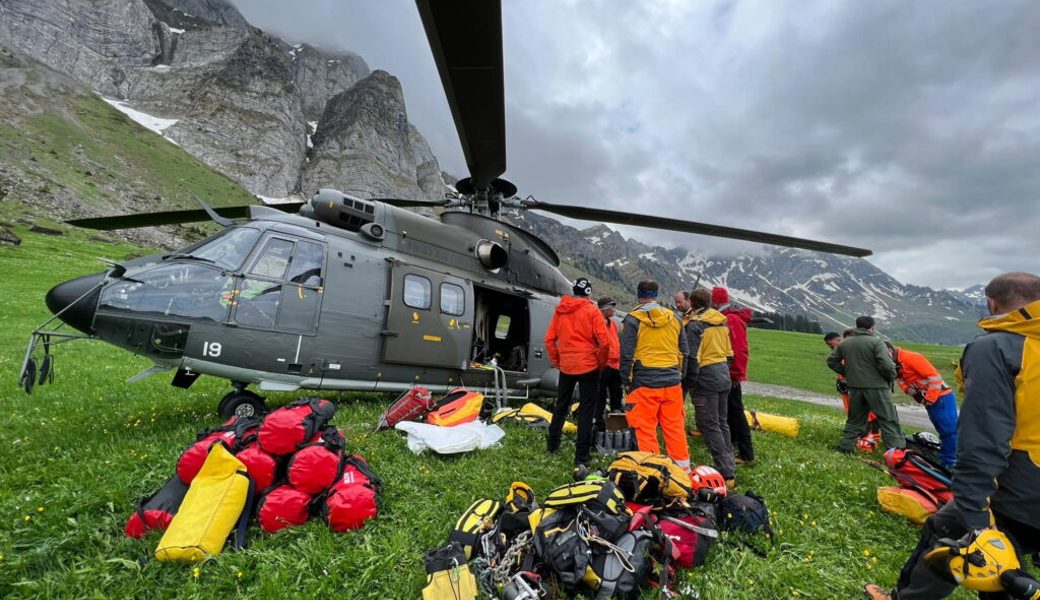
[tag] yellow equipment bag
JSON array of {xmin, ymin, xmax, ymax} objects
[
  {"xmin": 155, "ymin": 443, "xmax": 254, "ymax": 563},
  {"xmin": 606, "ymin": 451, "xmax": 693, "ymax": 503},
  {"xmin": 543, "ymin": 480, "xmax": 628, "ymax": 515},
  {"xmin": 449, "ymin": 498, "xmax": 503, "ymax": 559},
  {"xmin": 422, "ymin": 542, "xmax": 478, "ymax": 600},
  {"xmin": 520, "ymin": 402, "xmax": 576, "ymax": 433},
  {"xmin": 876, "ymin": 486, "xmax": 940, "ymax": 525},
  {"xmin": 745, "ymin": 410, "xmax": 799, "ymax": 438}
]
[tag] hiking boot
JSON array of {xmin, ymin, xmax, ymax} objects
[
  {"xmin": 725, "ymin": 478, "xmax": 737, "ymax": 490},
  {"xmin": 573, "ymin": 464, "xmax": 590, "ymax": 481},
  {"xmin": 735, "ymin": 457, "xmax": 755, "ymax": 466},
  {"xmin": 863, "ymin": 584, "xmax": 893, "ymax": 600}
]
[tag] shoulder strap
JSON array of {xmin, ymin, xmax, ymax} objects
[{"xmin": 231, "ymin": 471, "xmax": 256, "ymax": 550}]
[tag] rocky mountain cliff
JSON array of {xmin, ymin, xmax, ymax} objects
[
  {"xmin": 508, "ymin": 211, "xmax": 984, "ymax": 344},
  {"xmin": 0, "ymin": 0, "xmax": 446, "ymax": 201}
]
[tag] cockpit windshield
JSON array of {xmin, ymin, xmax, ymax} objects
[{"xmin": 177, "ymin": 227, "xmax": 261, "ymax": 271}]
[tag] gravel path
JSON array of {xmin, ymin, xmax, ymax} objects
[{"xmin": 743, "ymin": 381, "xmax": 935, "ymax": 431}]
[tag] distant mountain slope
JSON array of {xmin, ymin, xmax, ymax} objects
[
  {"xmin": 508, "ymin": 210, "xmax": 983, "ymax": 344},
  {"xmin": 0, "ymin": 45, "xmax": 255, "ymax": 247}
]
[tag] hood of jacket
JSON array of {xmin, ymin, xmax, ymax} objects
[
  {"xmin": 630, "ymin": 302, "xmax": 677, "ymax": 328},
  {"xmin": 556, "ymin": 294, "xmax": 593, "ymax": 314},
  {"xmin": 693, "ymin": 307, "xmax": 728, "ymax": 326},
  {"xmin": 720, "ymin": 307, "xmax": 752, "ymax": 323},
  {"xmin": 978, "ymin": 299, "xmax": 1040, "ymax": 340}
]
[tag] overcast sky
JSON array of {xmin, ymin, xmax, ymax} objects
[{"xmin": 235, "ymin": 0, "xmax": 1039, "ymax": 290}]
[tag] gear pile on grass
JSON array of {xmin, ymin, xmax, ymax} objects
[
  {"xmin": 124, "ymin": 397, "xmax": 381, "ymax": 560},
  {"xmin": 421, "ymin": 451, "xmax": 773, "ymax": 599}
]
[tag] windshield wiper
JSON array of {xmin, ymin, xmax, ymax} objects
[{"xmin": 163, "ymin": 253, "xmax": 216, "ymax": 265}]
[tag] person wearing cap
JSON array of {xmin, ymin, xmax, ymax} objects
[
  {"xmin": 544, "ymin": 277, "xmax": 612, "ymax": 477},
  {"xmin": 711, "ymin": 286, "xmax": 756, "ymax": 464},
  {"xmin": 620, "ymin": 280, "xmax": 691, "ymax": 472},
  {"xmin": 595, "ymin": 296, "xmax": 623, "ymax": 430},
  {"xmin": 685, "ymin": 288, "xmax": 737, "ymax": 487}
]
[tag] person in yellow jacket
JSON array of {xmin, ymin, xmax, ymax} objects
[
  {"xmin": 619, "ymin": 280, "xmax": 691, "ymax": 472},
  {"xmin": 683, "ymin": 288, "xmax": 736, "ymax": 487},
  {"xmin": 866, "ymin": 272, "xmax": 1040, "ymax": 600}
]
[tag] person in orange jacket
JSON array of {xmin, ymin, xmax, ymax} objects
[
  {"xmin": 619, "ymin": 280, "xmax": 691, "ymax": 472},
  {"xmin": 886, "ymin": 342, "xmax": 959, "ymax": 466},
  {"xmin": 824, "ymin": 329, "xmax": 880, "ymax": 450},
  {"xmin": 544, "ymin": 277, "xmax": 611, "ymax": 476},
  {"xmin": 594, "ymin": 297, "xmax": 623, "ymax": 431}
]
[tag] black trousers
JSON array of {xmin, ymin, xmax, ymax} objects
[
  {"xmin": 549, "ymin": 369, "xmax": 600, "ymax": 466},
  {"xmin": 895, "ymin": 502, "xmax": 1040, "ymax": 599},
  {"xmin": 726, "ymin": 382, "xmax": 755, "ymax": 461},
  {"xmin": 595, "ymin": 367, "xmax": 624, "ymax": 429}
]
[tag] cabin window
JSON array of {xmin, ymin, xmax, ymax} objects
[
  {"xmin": 99, "ymin": 263, "xmax": 231, "ymax": 322},
  {"xmin": 440, "ymin": 283, "xmax": 465, "ymax": 316},
  {"xmin": 250, "ymin": 238, "xmax": 293, "ymax": 279},
  {"xmin": 181, "ymin": 227, "xmax": 261, "ymax": 271},
  {"xmin": 403, "ymin": 274, "xmax": 431, "ymax": 309}
]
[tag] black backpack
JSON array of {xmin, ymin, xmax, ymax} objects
[{"xmin": 719, "ymin": 491, "xmax": 772, "ymax": 537}]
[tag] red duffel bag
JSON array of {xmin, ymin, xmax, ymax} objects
[
  {"xmin": 176, "ymin": 416, "xmax": 259, "ymax": 484},
  {"xmin": 287, "ymin": 427, "xmax": 347, "ymax": 495},
  {"xmin": 258, "ymin": 398, "xmax": 336, "ymax": 456},
  {"xmin": 658, "ymin": 503, "xmax": 719, "ymax": 568},
  {"xmin": 321, "ymin": 454, "xmax": 382, "ymax": 533},
  {"xmin": 257, "ymin": 484, "xmax": 313, "ymax": 533},
  {"xmin": 236, "ymin": 443, "xmax": 279, "ymax": 493},
  {"xmin": 376, "ymin": 386, "xmax": 432, "ymax": 430},
  {"xmin": 124, "ymin": 475, "xmax": 190, "ymax": 538}
]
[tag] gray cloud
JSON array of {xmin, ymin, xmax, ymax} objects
[{"xmin": 234, "ymin": 0, "xmax": 1040, "ymax": 290}]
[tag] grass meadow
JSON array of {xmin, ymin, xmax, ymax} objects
[{"xmin": 0, "ymin": 226, "xmax": 975, "ymax": 599}]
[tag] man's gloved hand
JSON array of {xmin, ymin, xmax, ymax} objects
[{"xmin": 836, "ymin": 379, "xmax": 849, "ymax": 395}]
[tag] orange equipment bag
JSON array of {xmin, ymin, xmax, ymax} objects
[{"xmin": 425, "ymin": 389, "xmax": 486, "ymax": 427}]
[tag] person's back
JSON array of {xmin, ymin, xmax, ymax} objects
[
  {"xmin": 832, "ymin": 329, "xmax": 896, "ymax": 388},
  {"xmin": 545, "ymin": 295, "xmax": 608, "ymax": 375}
]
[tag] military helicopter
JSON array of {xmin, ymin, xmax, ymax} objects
[{"xmin": 20, "ymin": 0, "xmax": 870, "ymax": 419}]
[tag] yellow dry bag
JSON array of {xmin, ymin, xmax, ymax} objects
[{"xmin": 155, "ymin": 443, "xmax": 254, "ymax": 563}]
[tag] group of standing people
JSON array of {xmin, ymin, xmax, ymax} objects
[{"xmin": 544, "ymin": 277, "xmax": 754, "ymax": 487}]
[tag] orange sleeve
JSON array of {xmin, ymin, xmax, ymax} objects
[
  {"xmin": 591, "ymin": 306, "xmax": 611, "ymax": 369},
  {"xmin": 544, "ymin": 312, "xmax": 560, "ymax": 368},
  {"xmin": 903, "ymin": 351, "xmax": 945, "ymax": 402}
]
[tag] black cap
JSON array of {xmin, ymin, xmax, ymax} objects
[{"xmin": 572, "ymin": 277, "xmax": 592, "ymax": 297}]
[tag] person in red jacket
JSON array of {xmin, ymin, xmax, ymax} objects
[
  {"xmin": 712, "ymin": 287, "xmax": 755, "ymax": 463},
  {"xmin": 544, "ymin": 277, "xmax": 611, "ymax": 476},
  {"xmin": 594, "ymin": 296, "xmax": 623, "ymax": 431}
]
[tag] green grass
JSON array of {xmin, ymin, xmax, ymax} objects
[
  {"xmin": 0, "ymin": 91, "xmax": 256, "ymax": 223},
  {"xmin": 747, "ymin": 328, "xmax": 964, "ymax": 399},
  {"xmin": 0, "ymin": 231, "xmax": 978, "ymax": 599}
]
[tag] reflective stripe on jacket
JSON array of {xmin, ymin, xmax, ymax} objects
[{"xmin": 894, "ymin": 347, "xmax": 948, "ymax": 403}]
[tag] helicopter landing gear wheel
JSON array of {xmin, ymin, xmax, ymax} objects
[{"xmin": 218, "ymin": 387, "xmax": 266, "ymax": 420}]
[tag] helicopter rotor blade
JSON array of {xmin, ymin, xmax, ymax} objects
[
  {"xmin": 416, "ymin": 0, "xmax": 506, "ymax": 188},
  {"xmin": 371, "ymin": 198, "xmax": 451, "ymax": 208},
  {"xmin": 66, "ymin": 202, "xmax": 305, "ymax": 230},
  {"xmin": 523, "ymin": 199, "xmax": 873, "ymax": 257}
]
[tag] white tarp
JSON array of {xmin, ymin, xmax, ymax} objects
[{"xmin": 394, "ymin": 421, "xmax": 505, "ymax": 455}]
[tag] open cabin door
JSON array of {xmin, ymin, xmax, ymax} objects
[{"xmin": 383, "ymin": 263, "xmax": 473, "ymax": 369}]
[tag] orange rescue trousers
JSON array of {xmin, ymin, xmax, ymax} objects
[{"xmin": 625, "ymin": 384, "xmax": 690, "ymax": 470}]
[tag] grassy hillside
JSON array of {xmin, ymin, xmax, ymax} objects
[
  {"xmin": 0, "ymin": 46, "xmax": 255, "ymax": 230},
  {"xmin": 747, "ymin": 328, "xmax": 964, "ymax": 398},
  {"xmin": 0, "ymin": 229, "xmax": 976, "ymax": 599}
]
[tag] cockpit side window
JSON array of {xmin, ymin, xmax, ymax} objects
[
  {"xmin": 249, "ymin": 238, "xmax": 294, "ymax": 279},
  {"xmin": 184, "ymin": 227, "xmax": 261, "ymax": 271}
]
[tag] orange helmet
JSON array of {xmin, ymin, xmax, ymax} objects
[{"xmin": 691, "ymin": 465, "xmax": 728, "ymax": 496}]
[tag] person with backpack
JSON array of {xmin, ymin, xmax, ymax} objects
[
  {"xmin": 619, "ymin": 280, "xmax": 691, "ymax": 473},
  {"xmin": 886, "ymin": 342, "xmax": 959, "ymax": 468},
  {"xmin": 685, "ymin": 288, "xmax": 736, "ymax": 488},
  {"xmin": 712, "ymin": 286, "xmax": 755, "ymax": 464},
  {"xmin": 594, "ymin": 296, "xmax": 624, "ymax": 432},
  {"xmin": 827, "ymin": 316, "xmax": 905, "ymax": 454},
  {"xmin": 545, "ymin": 277, "xmax": 612, "ymax": 479},
  {"xmin": 865, "ymin": 272, "xmax": 1040, "ymax": 600}
]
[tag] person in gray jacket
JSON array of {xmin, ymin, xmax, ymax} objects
[
  {"xmin": 866, "ymin": 272, "xmax": 1040, "ymax": 600},
  {"xmin": 827, "ymin": 316, "xmax": 905, "ymax": 453}
]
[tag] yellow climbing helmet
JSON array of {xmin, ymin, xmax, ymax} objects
[{"xmin": 925, "ymin": 529, "xmax": 1020, "ymax": 592}]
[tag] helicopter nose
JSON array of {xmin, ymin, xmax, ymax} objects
[{"xmin": 45, "ymin": 273, "xmax": 104, "ymax": 334}]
